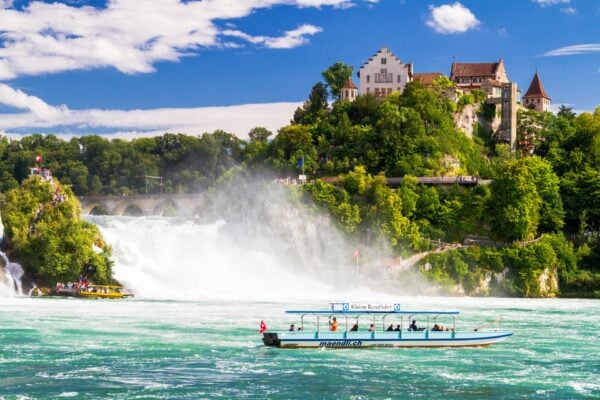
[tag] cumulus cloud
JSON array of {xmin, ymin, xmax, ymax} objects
[
  {"xmin": 223, "ymin": 24, "xmax": 322, "ymax": 49},
  {"xmin": 0, "ymin": 0, "xmax": 356, "ymax": 80},
  {"xmin": 426, "ymin": 2, "xmax": 479, "ymax": 34},
  {"xmin": 544, "ymin": 43, "xmax": 600, "ymax": 56},
  {"xmin": 0, "ymin": 83, "xmax": 300, "ymax": 139}
]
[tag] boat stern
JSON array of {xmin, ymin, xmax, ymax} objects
[{"xmin": 262, "ymin": 332, "xmax": 281, "ymax": 347}]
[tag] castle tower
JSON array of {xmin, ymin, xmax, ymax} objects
[
  {"xmin": 523, "ymin": 71, "xmax": 551, "ymax": 112},
  {"xmin": 341, "ymin": 78, "xmax": 358, "ymax": 102}
]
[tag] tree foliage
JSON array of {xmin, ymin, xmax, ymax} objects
[{"xmin": 1, "ymin": 176, "xmax": 113, "ymax": 285}]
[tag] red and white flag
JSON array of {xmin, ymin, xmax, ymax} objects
[
  {"xmin": 259, "ymin": 320, "xmax": 268, "ymax": 334},
  {"xmin": 35, "ymin": 154, "xmax": 42, "ymax": 163},
  {"xmin": 352, "ymin": 249, "xmax": 360, "ymax": 259}
]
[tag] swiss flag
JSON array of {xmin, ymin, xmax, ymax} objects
[
  {"xmin": 35, "ymin": 154, "xmax": 42, "ymax": 163},
  {"xmin": 259, "ymin": 320, "xmax": 268, "ymax": 334},
  {"xmin": 352, "ymin": 249, "xmax": 360, "ymax": 259}
]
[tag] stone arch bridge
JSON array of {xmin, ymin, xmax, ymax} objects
[{"xmin": 78, "ymin": 194, "xmax": 206, "ymax": 217}]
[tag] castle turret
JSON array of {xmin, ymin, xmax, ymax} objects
[
  {"xmin": 341, "ymin": 78, "xmax": 358, "ymax": 101},
  {"xmin": 523, "ymin": 71, "xmax": 551, "ymax": 112}
]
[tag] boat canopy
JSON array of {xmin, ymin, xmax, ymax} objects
[
  {"xmin": 285, "ymin": 303, "xmax": 459, "ymax": 315},
  {"xmin": 285, "ymin": 310, "xmax": 460, "ymax": 315}
]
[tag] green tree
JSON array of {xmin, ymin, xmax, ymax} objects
[
  {"xmin": 488, "ymin": 159, "xmax": 541, "ymax": 241},
  {"xmin": 0, "ymin": 176, "xmax": 113, "ymax": 285},
  {"xmin": 293, "ymin": 82, "xmax": 329, "ymax": 125},
  {"xmin": 322, "ymin": 62, "xmax": 353, "ymax": 100},
  {"xmin": 557, "ymin": 104, "xmax": 576, "ymax": 121}
]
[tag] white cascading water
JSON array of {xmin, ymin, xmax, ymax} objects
[
  {"xmin": 89, "ymin": 178, "xmax": 388, "ymax": 301},
  {"xmin": 0, "ymin": 218, "xmax": 25, "ymax": 296}
]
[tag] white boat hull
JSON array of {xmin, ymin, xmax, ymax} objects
[{"xmin": 263, "ymin": 331, "xmax": 513, "ymax": 348}]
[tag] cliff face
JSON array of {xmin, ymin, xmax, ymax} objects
[
  {"xmin": 538, "ymin": 268, "xmax": 560, "ymax": 297},
  {"xmin": 454, "ymin": 103, "xmax": 477, "ymax": 138},
  {"xmin": 454, "ymin": 102, "xmax": 501, "ymax": 138}
]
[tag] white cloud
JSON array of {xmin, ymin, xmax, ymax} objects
[
  {"xmin": 544, "ymin": 43, "xmax": 600, "ymax": 56},
  {"xmin": 532, "ymin": 0, "xmax": 570, "ymax": 6},
  {"xmin": 561, "ymin": 7, "xmax": 576, "ymax": 14},
  {"xmin": 0, "ymin": 83, "xmax": 68, "ymax": 119},
  {"xmin": 0, "ymin": 0, "xmax": 356, "ymax": 80},
  {"xmin": 426, "ymin": 2, "xmax": 479, "ymax": 34},
  {"xmin": 0, "ymin": 83, "xmax": 299, "ymax": 139},
  {"xmin": 223, "ymin": 24, "xmax": 322, "ymax": 49}
]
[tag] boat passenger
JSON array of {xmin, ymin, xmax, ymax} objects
[
  {"xmin": 349, "ymin": 323, "xmax": 358, "ymax": 332},
  {"xmin": 386, "ymin": 324, "xmax": 394, "ymax": 331},
  {"xmin": 409, "ymin": 320, "xmax": 418, "ymax": 331},
  {"xmin": 329, "ymin": 317, "xmax": 338, "ymax": 332},
  {"xmin": 432, "ymin": 324, "xmax": 441, "ymax": 331},
  {"xmin": 289, "ymin": 324, "xmax": 295, "ymax": 332},
  {"xmin": 368, "ymin": 323, "xmax": 375, "ymax": 332},
  {"xmin": 394, "ymin": 324, "xmax": 401, "ymax": 331},
  {"xmin": 297, "ymin": 327, "xmax": 302, "ymax": 331}
]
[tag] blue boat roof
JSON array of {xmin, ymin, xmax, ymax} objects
[{"xmin": 285, "ymin": 310, "xmax": 460, "ymax": 315}]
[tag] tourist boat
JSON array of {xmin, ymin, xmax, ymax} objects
[
  {"xmin": 78, "ymin": 285, "xmax": 134, "ymax": 299},
  {"xmin": 262, "ymin": 302, "xmax": 512, "ymax": 348}
]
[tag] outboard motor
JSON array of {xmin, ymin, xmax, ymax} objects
[{"xmin": 262, "ymin": 332, "xmax": 280, "ymax": 347}]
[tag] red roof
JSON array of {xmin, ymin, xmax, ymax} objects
[
  {"xmin": 413, "ymin": 72, "xmax": 443, "ymax": 86},
  {"xmin": 451, "ymin": 62, "xmax": 500, "ymax": 78},
  {"xmin": 523, "ymin": 72, "xmax": 551, "ymax": 100},
  {"xmin": 342, "ymin": 78, "xmax": 357, "ymax": 89}
]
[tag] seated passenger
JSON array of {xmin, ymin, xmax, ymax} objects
[
  {"xmin": 329, "ymin": 317, "xmax": 338, "ymax": 332},
  {"xmin": 394, "ymin": 324, "xmax": 402, "ymax": 331},
  {"xmin": 368, "ymin": 323, "xmax": 375, "ymax": 332},
  {"xmin": 386, "ymin": 324, "xmax": 394, "ymax": 331},
  {"xmin": 349, "ymin": 323, "xmax": 359, "ymax": 332},
  {"xmin": 432, "ymin": 324, "xmax": 441, "ymax": 331},
  {"xmin": 289, "ymin": 324, "xmax": 295, "ymax": 332},
  {"xmin": 409, "ymin": 320, "xmax": 418, "ymax": 331}
]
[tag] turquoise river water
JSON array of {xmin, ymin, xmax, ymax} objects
[{"xmin": 1, "ymin": 296, "xmax": 599, "ymax": 399}]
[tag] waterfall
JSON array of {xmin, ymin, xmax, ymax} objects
[
  {"xmin": 87, "ymin": 179, "xmax": 381, "ymax": 301},
  {"xmin": 0, "ymin": 251, "xmax": 24, "ymax": 295},
  {"xmin": 0, "ymin": 216, "xmax": 25, "ymax": 296}
]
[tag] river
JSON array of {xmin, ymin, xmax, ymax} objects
[
  {"xmin": 1, "ymin": 215, "xmax": 599, "ymax": 399},
  {"xmin": 0, "ymin": 296, "xmax": 599, "ymax": 399}
]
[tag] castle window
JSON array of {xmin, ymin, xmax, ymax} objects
[
  {"xmin": 380, "ymin": 69, "xmax": 387, "ymax": 74},
  {"xmin": 397, "ymin": 75, "xmax": 401, "ymax": 83},
  {"xmin": 375, "ymin": 70, "xmax": 393, "ymax": 83},
  {"xmin": 367, "ymin": 75, "xmax": 370, "ymax": 83},
  {"xmin": 382, "ymin": 58, "xmax": 387, "ymax": 65}
]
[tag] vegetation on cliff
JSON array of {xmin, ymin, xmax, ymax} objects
[
  {"xmin": 0, "ymin": 63, "xmax": 599, "ymax": 297},
  {"xmin": 0, "ymin": 176, "xmax": 113, "ymax": 285}
]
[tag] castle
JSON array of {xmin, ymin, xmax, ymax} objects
[{"xmin": 342, "ymin": 46, "xmax": 552, "ymax": 153}]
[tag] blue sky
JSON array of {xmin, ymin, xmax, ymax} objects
[{"xmin": 0, "ymin": 0, "xmax": 598, "ymax": 138}]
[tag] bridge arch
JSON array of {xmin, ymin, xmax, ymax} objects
[
  {"xmin": 82, "ymin": 202, "xmax": 110, "ymax": 215},
  {"xmin": 122, "ymin": 204, "xmax": 144, "ymax": 216},
  {"xmin": 88, "ymin": 204, "xmax": 110, "ymax": 215},
  {"xmin": 153, "ymin": 198, "xmax": 183, "ymax": 217}
]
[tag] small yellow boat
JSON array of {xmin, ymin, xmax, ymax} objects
[{"xmin": 78, "ymin": 285, "xmax": 134, "ymax": 299}]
